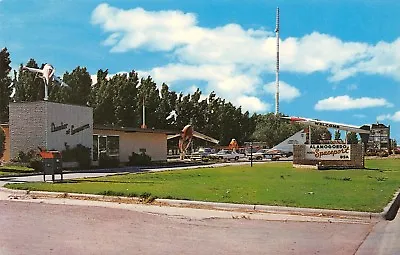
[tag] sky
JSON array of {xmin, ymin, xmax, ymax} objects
[{"xmin": 0, "ymin": 0, "xmax": 399, "ymax": 140}]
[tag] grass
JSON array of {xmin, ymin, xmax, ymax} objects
[
  {"xmin": 0, "ymin": 165, "xmax": 36, "ymax": 176},
  {"xmin": 5, "ymin": 159, "xmax": 400, "ymax": 212}
]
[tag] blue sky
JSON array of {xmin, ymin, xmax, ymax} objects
[{"xmin": 1, "ymin": 0, "xmax": 399, "ymax": 140}]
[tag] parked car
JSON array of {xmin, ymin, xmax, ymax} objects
[
  {"xmin": 247, "ymin": 149, "xmax": 285, "ymax": 160},
  {"xmin": 209, "ymin": 149, "xmax": 242, "ymax": 161},
  {"xmin": 190, "ymin": 147, "xmax": 214, "ymax": 161},
  {"xmin": 247, "ymin": 149, "xmax": 270, "ymax": 160}
]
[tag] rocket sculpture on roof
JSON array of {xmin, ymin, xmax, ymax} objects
[{"xmin": 22, "ymin": 63, "xmax": 69, "ymax": 101}]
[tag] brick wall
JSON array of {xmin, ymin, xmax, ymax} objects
[
  {"xmin": 293, "ymin": 144, "xmax": 364, "ymax": 169},
  {"xmin": 9, "ymin": 101, "xmax": 93, "ymax": 160},
  {"xmin": 9, "ymin": 102, "xmax": 47, "ymax": 159}
]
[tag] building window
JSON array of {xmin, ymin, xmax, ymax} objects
[
  {"xmin": 93, "ymin": 135, "xmax": 99, "ymax": 161},
  {"xmin": 93, "ymin": 134, "xmax": 120, "ymax": 161},
  {"xmin": 107, "ymin": 136, "xmax": 120, "ymax": 157}
]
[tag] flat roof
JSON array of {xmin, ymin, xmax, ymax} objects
[
  {"xmin": 94, "ymin": 124, "xmax": 178, "ymax": 135},
  {"xmin": 9, "ymin": 100, "xmax": 93, "ymax": 109}
]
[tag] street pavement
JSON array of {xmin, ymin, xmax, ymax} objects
[
  {"xmin": 0, "ymin": 200, "xmax": 374, "ymax": 255},
  {"xmin": 0, "ymin": 163, "xmax": 399, "ymax": 254}
]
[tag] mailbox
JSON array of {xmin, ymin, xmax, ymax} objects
[{"xmin": 40, "ymin": 150, "xmax": 63, "ymax": 182}]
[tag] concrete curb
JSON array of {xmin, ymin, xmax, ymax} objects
[
  {"xmin": 382, "ymin": 188, "xmax": 400, "ymax": 221},
  {"xmin": 0, "ymin": 186, "xmax": 383, "ymax": 220}
]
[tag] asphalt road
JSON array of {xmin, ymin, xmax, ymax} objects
[{"xmin": 0, "ymin": 201, "xmax": 373, "ymax": 255}]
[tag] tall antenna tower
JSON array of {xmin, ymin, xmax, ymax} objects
[{"xmin": 274, "ymin": 7, "xmax": 280, "ymax": 116}]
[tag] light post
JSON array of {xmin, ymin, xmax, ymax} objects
[{"xmin": 250, "ymin": 142, "xmax": 253, "ymax": 167}]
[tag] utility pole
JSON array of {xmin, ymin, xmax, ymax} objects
[{"xmin": 141, "ymin": 96, "xmax": 147, "ymax": 129}]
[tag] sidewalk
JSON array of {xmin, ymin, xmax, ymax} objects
[{"xmin": 356, "ymin": 211, "xmax": 400, "ymax": 255}]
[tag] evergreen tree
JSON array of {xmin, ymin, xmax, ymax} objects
[{"xmin": 0, "ymin": 48, "xmax": 12, "ymax": 122}]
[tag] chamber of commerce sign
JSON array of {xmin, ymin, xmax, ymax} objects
[
  {"xmin": 305, "ymin": 144, "xmax": 351, "ymax": 160},
  {"xmin": 51, "ymin": 122, "xmax": 90, "ymax": 135}
]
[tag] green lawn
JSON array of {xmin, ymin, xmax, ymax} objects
[
  {"xmin": 5, "ymin": 159, "xmax": 400, "ymax": 212},
  {"xmin": 0, "ymin": 165, "xmax": 36, "ymax": 176}
]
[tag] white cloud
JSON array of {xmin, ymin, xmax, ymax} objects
[
  {"xmin": 137, "ymin": 64, "xmax": 265, "ymax": 112},
  {"xmin": 91, "ymin": 4, "xmax": 400, "ymax": 113},
  {"xmin": 377, "ymin": 111, "xmax": 400, "ymax": 122},
  {"xmin": 315, "ymin": 95, "xmax": 393, "ymax": 111},
  {"xmin": 92, "ymin": 4, "xmax": 400, "ymax": 82},
  {"xmin": 264, "ymin": 81, "xmax": 300, "ymax": 102},
  {"xmin": 236, "ymin": 96, "xmax": 271, "ymax": 113}
]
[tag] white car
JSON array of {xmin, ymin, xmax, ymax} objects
[
  {"xmin": 247, "ymin": 149, "xmax": 281, "ymax": 160},
  {"xmin": 210, "ymin": 150, "xmax": 242, "ymax": 161}
]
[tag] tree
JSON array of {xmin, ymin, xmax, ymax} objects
[
  {"xmin": 93, "ymin": 70, "xmax": 117, "ymax": 125},
  {"xmin": 13, "ymin": 59, "xmax": 44, "ymax": 102},
  {"xmin": 309, "ymin": 126, "xmax": 332, "ymax": 143},
  {"xmin": 334, "ymin": 130, "xmax": 341, "ymax": 141},
  {"xmin": 0, "ymin": 127, "xmax": 5, "ymax": 159},
  {"xmin": 114, "ymin": 71, "xmax": 140, "ymax": 127},
  {"xmin": 251, "ymin": 113, "xmax": 304, "ymax": 148},
  {"xmin": 137, "ymin": 76, "xmax": 161, "ymax": 128},
  {"xmin": 346, "ymin": 132, "xmax": 359, "ymax": 144},
  {"xmin": 0, "ymin": 48, "xmax": 12, "ymax": 123},
  {"xmin": 51, "ymin": 66, "xmax": 92, "ymax": 105},
  {"xmin": 159, "ymin": 83, "xmax": 177, "ymax": 129}
]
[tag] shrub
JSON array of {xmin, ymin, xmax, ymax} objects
[
  {"xmin": 378, "ymin": 151, "xmax": 389, "ymax": 157},
  {"xmin": 12, "ymin": 149, "xmax": 42, "ymax": 172},
  {"xmin": 99, "ymin": 153, "xmax": 119, "ymax": 168},
  {"xmin": 127, "ymin": 152, "xmax": 152, "ymax": 166},
  {"xmin": 61, "ymin": 144, "xmax": 91, "ymax": 169}
]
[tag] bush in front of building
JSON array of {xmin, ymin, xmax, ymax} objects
[
  {"xmin": 378, "ymin": 151, "xmax": 389, "ymax": 157},
  {"xmin": 99, "ymin": 153, "xmax": 119, "ymax": 168},
  {"xmin": 61, "ymin": 144, "xmax": 91, "ymax": 169},
  {"xmin": 12, "ymin": 150, "xmax": 42, "ymax": 172},
  {"xmin": 127, "ymin": 152, "xmax": 152, "ymax": 166}
]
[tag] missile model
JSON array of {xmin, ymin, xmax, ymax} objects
[{"xmin": 281, "ymin": 116, "xmax": 370, "ymax": 134}]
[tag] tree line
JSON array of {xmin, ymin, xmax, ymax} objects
[{"xmin": 0, "ymin": 47, "xmax": 351, "ymax": 149}]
